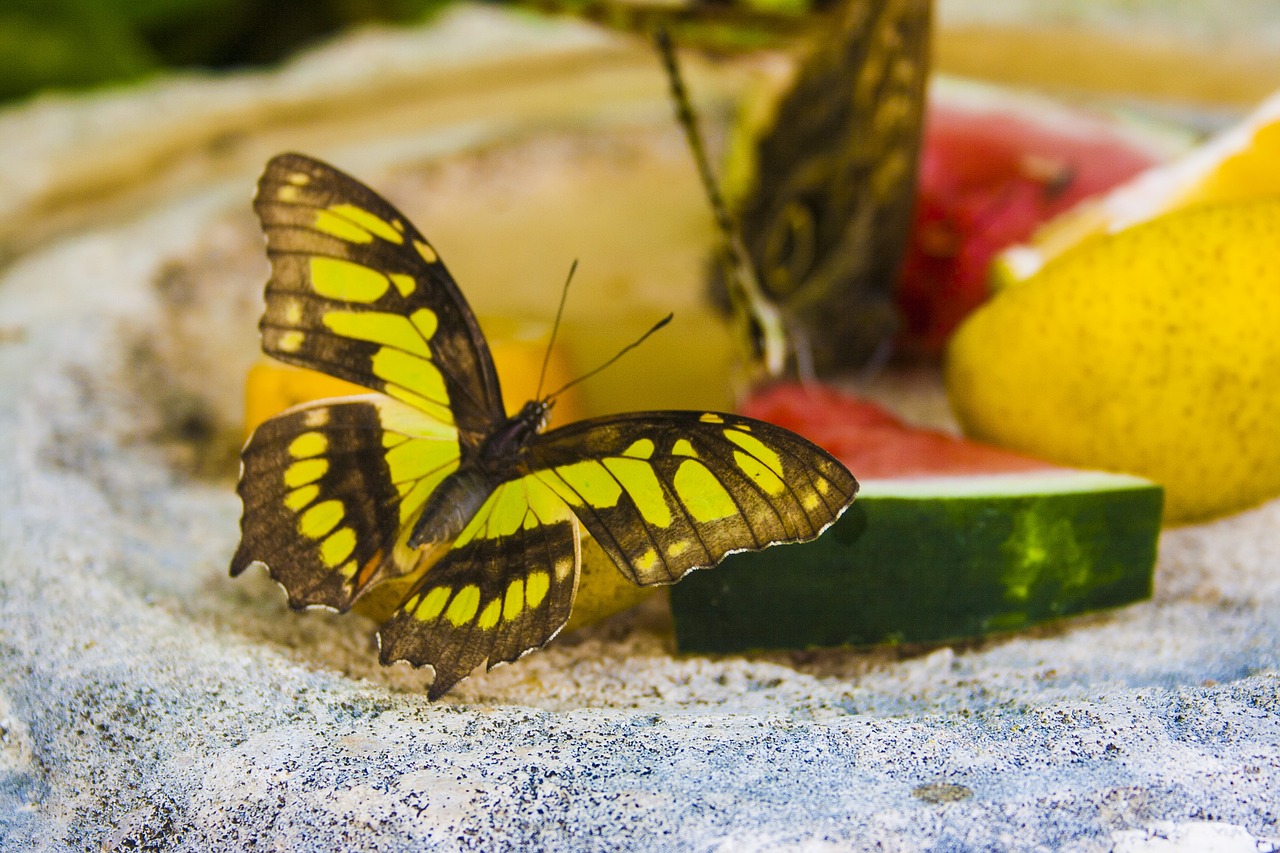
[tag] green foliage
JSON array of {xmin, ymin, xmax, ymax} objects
[
  {"xmin": 0, "ymin": 1, "xmax": 158, "ymax": 101},
  {"xmin": 0, "ymin": 0, "xmax": 450, "ymax": 103}
]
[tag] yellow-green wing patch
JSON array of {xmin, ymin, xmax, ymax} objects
[
  {"xmin": 526, "ymin": 411, "xmax": 858, "ymax": 586},
  {"xmin": 232, "ymin": 395, "xmax": 460, "ymax": 611},
  {"xmin": 378, "ymin": 474, "xmax": 580, "ymax": 699}
]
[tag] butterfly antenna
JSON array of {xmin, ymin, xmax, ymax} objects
[
  {"xmin": 546, "ymin": 313, "xmax": 673, "ymax": 401},
  {"xmin": 537, "ymin": 259, "xmax": 578, "ymax": 401}
]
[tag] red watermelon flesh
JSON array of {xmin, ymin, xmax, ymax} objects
[
  {"xmin": 895, "ymin": 96, "xmax": 1165, "ymax": 356},
  {"xmin": 741, "ymin": 382, "xmax": 1054, "ymax": 479}
]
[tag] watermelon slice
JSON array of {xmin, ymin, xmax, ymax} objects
[
  {"xmin": 669, "ymin": 384, "xmax": 1163, "ymax": 653},
  {"xmin": 895, "ymin": 81, "xmax": 1175, "ymax": 356}
]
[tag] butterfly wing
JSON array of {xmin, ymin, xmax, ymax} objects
[
  {"xmin": 254, "ymin": 152, "xmax": 506, "ymax": 449},
  {"xmin": 378, "ymin": 473, "xmax": 581, "ymax": 699},
  {"xmin": 237, "ymin": 151, "xmax": 508, "ymax": 612},
  {"xmin": 239, "ymin": 153, "xmax": 859, "ymax": 699},
  {"xmin": 721, "ymin": 0, "xmax": 932, "ymax": 374},
  {"xmin": 231, "ymin": 396, "xmax": 461, "ymax": 611},
  {"xmin": 525, "ymin": 410, "xmax": 858, "ymax": 584}
]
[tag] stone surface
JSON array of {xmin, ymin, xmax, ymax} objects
[{"xmin": 0, "ymin": 8, "xmax": 1278, "ymax": 852}]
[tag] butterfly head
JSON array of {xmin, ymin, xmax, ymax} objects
[
  {"xmin": 474, "ymin": 399, "xmax": 551, "ymax": 469},
  {"xmin": 516, "ymin": 398, "xmax": 553, "ymax": 435}
]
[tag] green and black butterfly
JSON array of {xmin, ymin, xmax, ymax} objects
[
  {"xmin": 232, "ymin": 153, "xmax": 858, "ymax": 698},
  {"xmin": 665, "ymin": 0, "xmax": 932, "ymax": 378}
]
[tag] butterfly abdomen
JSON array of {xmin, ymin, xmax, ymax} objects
[{"xmin": 407, "ymin": 467, "xmax": 498, "ymax": 550}]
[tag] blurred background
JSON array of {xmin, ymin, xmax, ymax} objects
[
  {"xmin": 1, "ymin": 0, "xmax": 770, "ymax": 103},
  {"xmin": 5, "ymin": 0, "xmax": 1280, "ymax": 452},
  {"xmin": 4, "ymin": 0, "xmax": 1280, "ymax": 106},
  {"xmin": 0, "ymin": 0, "xmax": 458, "ymax": 102}
]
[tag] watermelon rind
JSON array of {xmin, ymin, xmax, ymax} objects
[{"xmin": 670, "ymin": 470, "xmax": 1162, "ymax": 653}]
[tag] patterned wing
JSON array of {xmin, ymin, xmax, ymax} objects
[
  {"xmin": 254, "ymin": 152, "xmax": 506, "ymax": 449},
  {"xmin": 378, "ymin": 474, "xmax": 581, "ymax": 699},
  {"xmin": 231, "ymin": 396, "xmax": 460, "ymax": 611},
  {"xmin": 718, "ymin": 0, "xmax": 932, "ymax": 374},
  {"xmin": 526, "ymin": 410, "xmax": 858, "ymax": 585}
]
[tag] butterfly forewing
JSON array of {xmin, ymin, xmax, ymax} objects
[
  {"xmin": 379, "ymin": 474, "xmax": 581, "ymax": 699},
  {"xmin": 232, "ymin": 396, "xmax": 461, "ymax": 611},
  {"xmin": 525, "ymin": 411, "xmax": 858, "ymax": 586},
  {"xmin": 254, "ymin": 153, "xmax": 505, "ymax": 447}
]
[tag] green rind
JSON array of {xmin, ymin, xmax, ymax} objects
[{"xmin": 670, "ymin": 477, "xmax": 1163, "ymax": 653}]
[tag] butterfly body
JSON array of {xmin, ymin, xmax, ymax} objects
[
  {"xmin": 233, "ymin": 152, "xmax": 857, "ymax": 698},
  {"xmin": 407, "ymin": 399, "xmax": 550, "ymax": 550}
]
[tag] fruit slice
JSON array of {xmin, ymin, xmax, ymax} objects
[
  {"xmin": 896, "ymin": 79, "xmax": 1177, "ymax": 354},
  {"xmin": 668, "ymin": 384, "xmax": 1162, "ymax": 653},
  {"xmin": 996, "ymin": 87, "xmax": 1280, "ymax": 283}
]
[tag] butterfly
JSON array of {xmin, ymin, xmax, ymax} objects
[
  {"xmin": 230, "ymin": 153, "xmax": 858, "ymax": 699},
  {"xmin": 664, "ymin": 0, "xmax": 932, "ymax": 379}
]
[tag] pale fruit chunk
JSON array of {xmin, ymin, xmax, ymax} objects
[
  {"xmin": 946, "ymin": 198, "xmax": 1280, "ymax": 524},
  {"xmin": 997, "ymin": 88, "xmax": 1280, "ymax": 284}
]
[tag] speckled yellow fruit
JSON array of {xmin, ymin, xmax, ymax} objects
[{"xmin": 947, "ymin": 198, "xmax": 1280, "ymax": 523}]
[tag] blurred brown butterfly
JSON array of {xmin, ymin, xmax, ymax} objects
[{"xmin": 661, "ymin": 0, "xmax": 932, "ymax": 379}]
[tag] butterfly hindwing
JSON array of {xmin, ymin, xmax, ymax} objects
[
  {"xmin": 379, "ymin": 474, "xmax": 581, "ymax": 699},
  {"xmin": 254, "ymin": 153, "xmax": 505, "ymax": 447},
  {"xmin": 526, "ymin": 411, "xmax": 858, "ymax": 585},
  {"xmin": 232, "ymin": 396, "xmax": 461, "ymax": 611}
]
